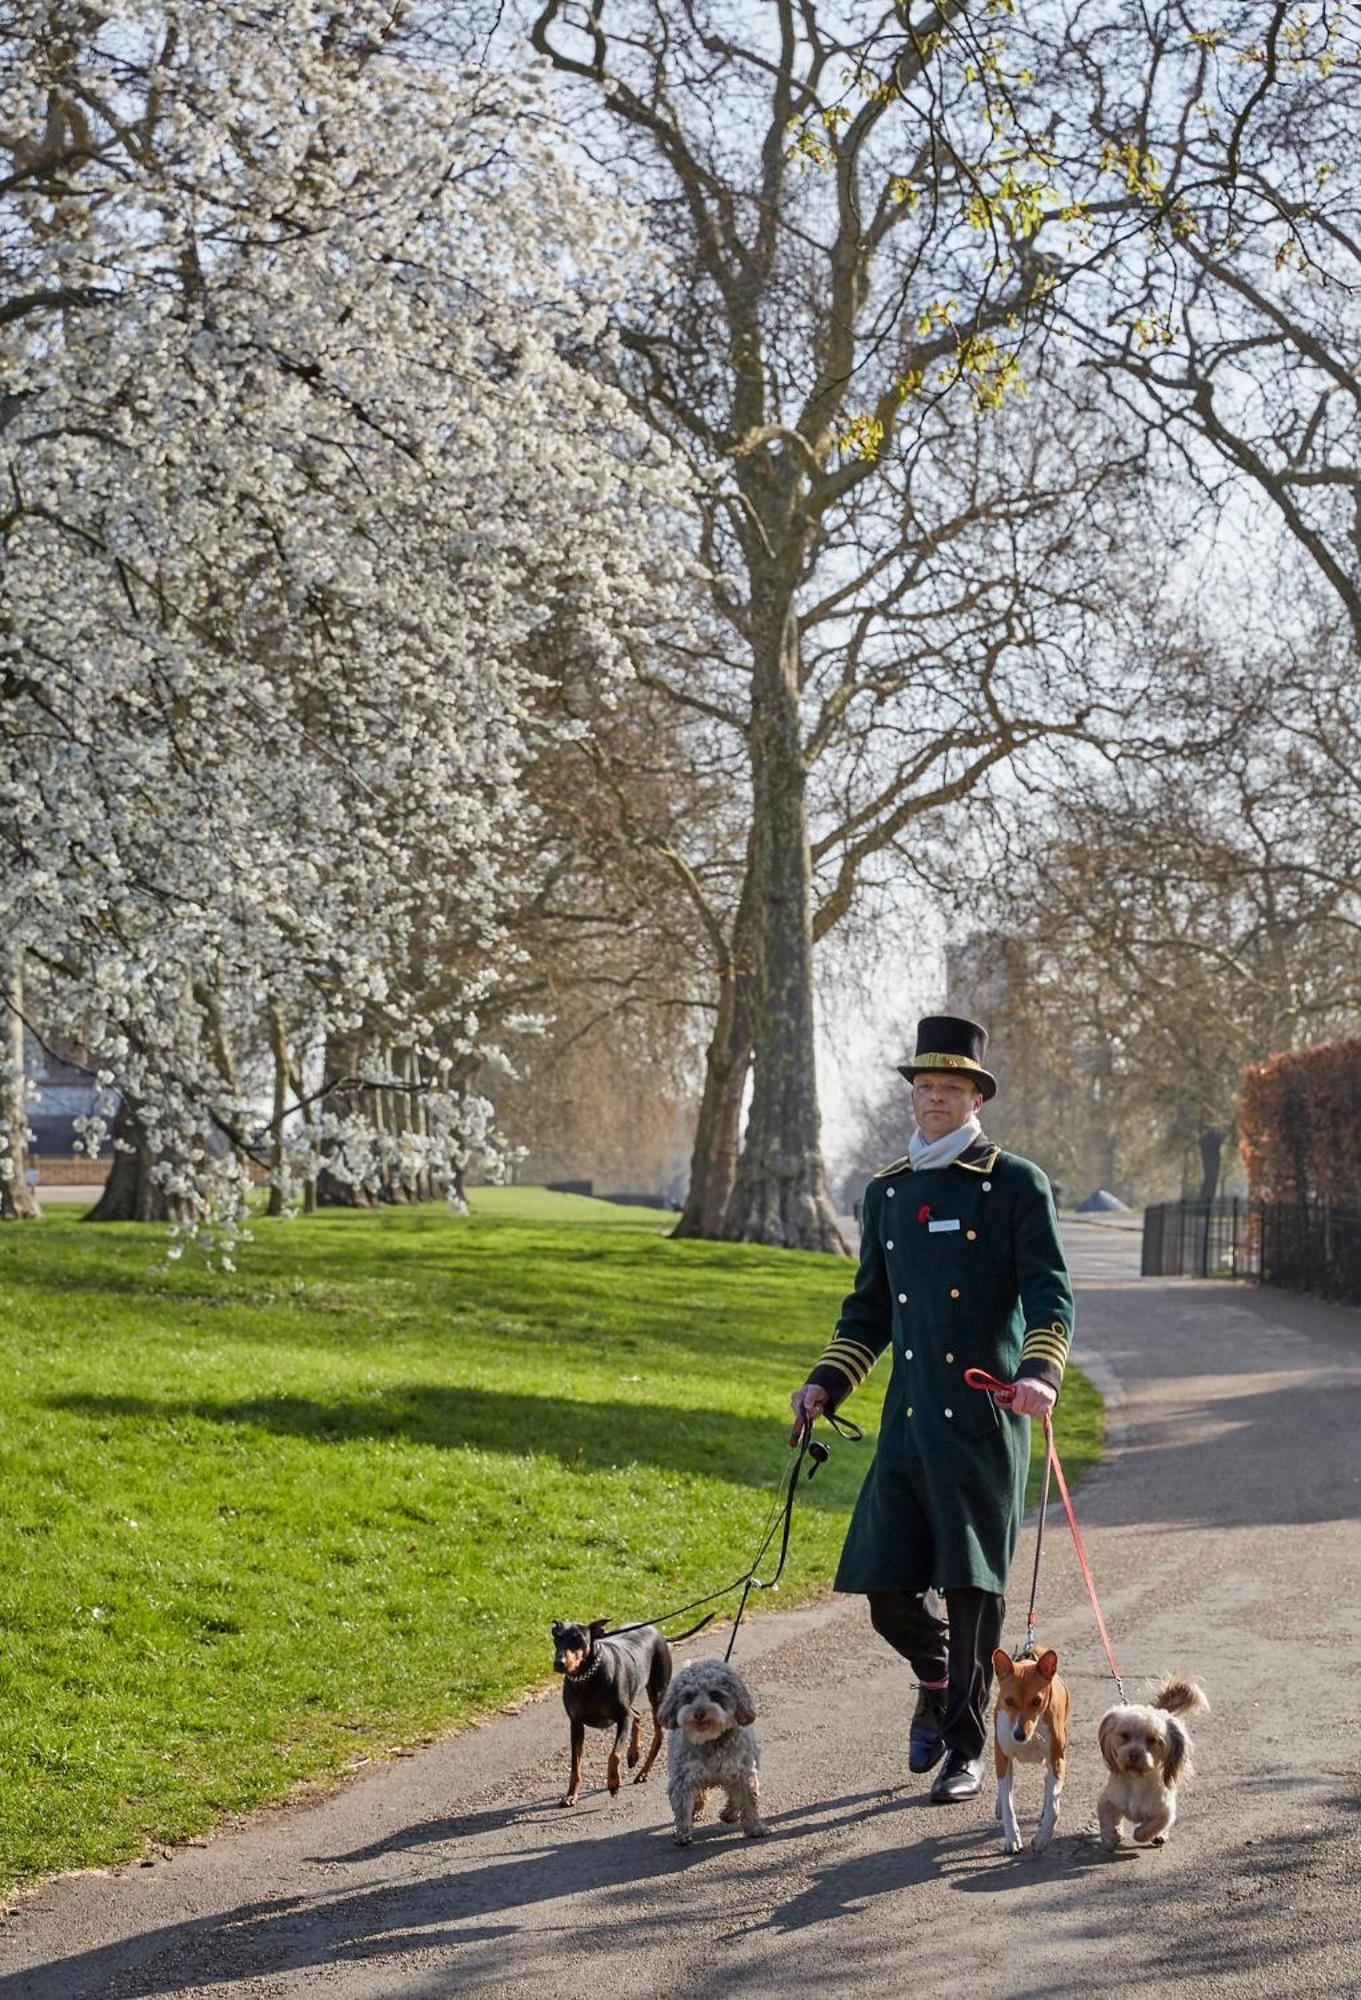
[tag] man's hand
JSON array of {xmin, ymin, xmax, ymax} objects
[
  {"xmin": 789, "ymin": 1382, "xmax": 829, "ymax": 1443},
  {"xmin": 1005, "ymin": 1377, "xmax": 1058, "ymax": 1419}
]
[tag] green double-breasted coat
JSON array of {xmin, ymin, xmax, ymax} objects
[{"xmin": 806, "ymin": 1136, "xmax": 1073, "ymax": 1596}]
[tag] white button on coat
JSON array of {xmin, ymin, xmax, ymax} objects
[
  {"xmin": 945, "ymin": 1407, "xmax": 953, "ymax": 1418},
  {"xmin": 886, "ymin": 1239, "xmax": 894, "ymax": 1249},
  {"xmin": 897, "ymin": 1292, "xmax": 907, "ymax": 1303},
  {"xmin": 982, "ymin": 1180, "xmax": 991, "ymax": 1191}
]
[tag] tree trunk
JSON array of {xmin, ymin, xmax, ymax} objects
[
  {"xmin": 297, "ymin": 1055, "xmax": 320, "ymax": 1212},
  {"xmin": 672, "ymin": 866, "xmax": 757, "ymax": 1240},
  {"xmin": 314, "ymin": 1037, "xmax": 429, "ymax": 1207},
  {"xmin": 315, "ymin": 1030, "xmax": 375, "ymax": 1207},
  {"xmin": 86, "ymin": 1101, "xmax": 191, "ymax": 1223},
  {"xmin": 265, "ymin": 1009, "xmax": 289, "ymax": 1218},
  {"xmin": 406, "ymin": 1050, "xmax": 427, "ymax": 1201},
  {"xmin": 381, "ymin": 1047, "xmax": 413, "ymax": 1204},
  {"xmin": 1, "ymin": 951, "xmax": 41, "ymax": 1221},
  {"xmin": 315, "ymin": 1164, "xmax": 375, "ymax": 1207},
  {"xmin": 672, "ymin": 978, "xmax": 754, "ymax": 1238},
  {"xmin": 411, "ymin": 1048, "xmax": 444, "ymax": 1201},
  {"xmin": 1198, "ymin": 1126, "xmax": 1223, "ymax": 1204},
  {"xmin": 723, "ymin": 599, "xmax": 846, "ymax": 1253}
]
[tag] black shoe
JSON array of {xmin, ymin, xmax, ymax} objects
[
  {"xmin": 930, "ymin": 1749, "xmax": 983, "ymax": 1804},
  {"xmin": 908, "ymin": 1687, "xmax": 947, "ymax": 1774}
]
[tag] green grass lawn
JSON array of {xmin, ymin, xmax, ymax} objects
[{"xmin": 0, "ymin": 1189, "xmax": 1103, "ymax": 1891}]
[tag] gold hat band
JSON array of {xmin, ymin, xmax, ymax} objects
[{"xmin": 909, "ymin": 1052, "xmax": 984, "ymax": 1071}]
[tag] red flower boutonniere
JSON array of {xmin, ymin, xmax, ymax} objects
[{"xmin": 917, "ymin": 1204, "xmax": 932, "ymax": 1225}]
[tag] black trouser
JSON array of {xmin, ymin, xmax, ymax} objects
[{"xmin": 867, "ymin": 1587, "xmax": 1005, "ymax": 1760}]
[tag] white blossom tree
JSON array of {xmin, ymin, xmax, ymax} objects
[{"xmin": 0, "ymin": 2, "xmax": 695, "ymax": 1229}]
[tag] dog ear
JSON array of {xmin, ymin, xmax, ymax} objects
[
  {"xmin": 1161, "ymin": 1716, "xmax": 1189, "ymax": 1787},
  {"xmin": 992, "ymin": 1648, "xmax": 1014, "ymax": 1678},
  {"xmin": 1097, "ymin": 1712, "xmax": 1123, "ymax": 1774},
  {"xmin": 729, "ymin": 1670, "xmax": 757, "ymax": 1726},
  {"xmin": 550, "ymin": 1621, "xmax": 564, "ymax": 1639},
  {"xmin": 656, "ymin": 1677, "xmax": 683, "ymax": 1729},
  {"xmin": 588, "ymin": 1618, "xmax": 610, "ymax": 1641},
  {"xmin": 1037, "ymin": 1650, "xmax": 1059, "ymax": 1679}
]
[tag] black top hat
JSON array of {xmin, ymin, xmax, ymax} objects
[{"xmin": 896, "ymin": 1014, "xmax": 997, "ymax": 1100}]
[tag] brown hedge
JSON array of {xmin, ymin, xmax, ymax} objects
[{"xmin": 1241, "ymin": 1038, "xmax": 1361, "ymax": 1204}]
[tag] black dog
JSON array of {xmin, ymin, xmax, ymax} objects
[{"xmin": 552, "ymin": 1618, "xmax": 672, "ymax": 1806}]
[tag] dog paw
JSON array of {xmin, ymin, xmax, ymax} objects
[
  {"xmin": 673, "ymin": 1833, "xmax": 693, "ymax": 1848},
  {"xmin": 743, "ymin": 1821, "xmax": 769, "ymax": 1839},
  {"xmin": 632, "ymin": 1771, "xmax": 650, "ymax": 1786},
  {"xmin": 1030, "ymin": 1833, "xmax": 1051, "ymax": 1855},
  {"xmin": 627, "ymin": 1748, "xmax": 641, "ymax": 1770},
  {"xmin": 558, "ymin": 1795, "xmax": 578, "ymax": 1809},
  {"xmin": 1002, "ymin": 1835, "xmax": 1022, "ymax": 1856}
]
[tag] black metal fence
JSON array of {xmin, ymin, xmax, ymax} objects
[
  {"xmin": 1143, "ymin": 1197, "xmax": 1361, "ymax": 1305},
  {"xmin": 1141, "ymin": 1199, "xmax": 1259, "ymax": 1280},
  {"xmin": 1258, "ymin": 1200, "xmax": 1361, "ymax": 1304}
]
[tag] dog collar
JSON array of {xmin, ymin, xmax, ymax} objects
[{"xmin": 566, "ymin": 1653, "xmax": 605, "ymax": 1683}]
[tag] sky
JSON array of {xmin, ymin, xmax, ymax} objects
[{"xmin": 815, "ymin": 923, "xmax": 945, "ymax": 1175}]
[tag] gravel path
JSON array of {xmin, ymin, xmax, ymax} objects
[{"xmin": 2, "ymin": 1223, "xmax": 1358, "ymax": 1998}]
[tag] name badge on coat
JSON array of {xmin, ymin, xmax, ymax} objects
[{"xmin": 928, "ymin": 1218, "xmax": 961, "ymax": 1233}]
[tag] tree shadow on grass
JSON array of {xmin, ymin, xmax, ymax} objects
[
  {"xmin": 11, "ymin": 1232, "xmax": 850, "ymax": 1369},
  {"xmin": 15, "ymin": 1281, "xmax": 843, "ymax": 1380},
  {"xmin": 44, "ymin": 1385, "xmax": 865, "ymax": 1499}
]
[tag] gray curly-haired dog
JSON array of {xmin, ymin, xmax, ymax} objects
[{"xmin": 657, "ymin": 1658, "xmax": 766, "ymax": 1847}]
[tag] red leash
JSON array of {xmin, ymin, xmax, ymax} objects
[{"xmin": 964, "ymin": 1368, "xmax": 1127, "ymax": 1702}]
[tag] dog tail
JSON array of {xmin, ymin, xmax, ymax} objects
[{"xmin": 1153, "ymin": 1677, "xmax": 1209, "ymax": 1717}]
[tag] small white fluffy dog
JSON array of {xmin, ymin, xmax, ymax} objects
[
  {"xmin": 657, "ymin": 1659, "xmax": 765, "ymax": 1847},
  {"xmin": 1097, "ymin": 1677, "xmax": 1209, "ymax": 1850}
]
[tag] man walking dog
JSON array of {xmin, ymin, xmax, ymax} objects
[{"xmin": 790, "ymin": 1015, "xmax": 1073, "ymax": 1804}]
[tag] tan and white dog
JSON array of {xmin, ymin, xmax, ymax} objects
[
  {"xmin": 1096, "ymin": 1678, "xmax": 1209, "ymax": 1850},
  {"xmin": 993, "ymin": 1645, "xmax": 1070, "ymax": 1854}
]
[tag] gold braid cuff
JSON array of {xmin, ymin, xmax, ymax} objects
[
  {"xmin": 1020, "ymin": 1321, "xmax": 1070, "ymax": 1375},
  {"xmin": 814, "ymin": 1334, "xmax": 879, "ymax": 1393}
]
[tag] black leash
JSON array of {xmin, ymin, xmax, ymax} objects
[
  {"xmin": 601, "ymin": 1409, "xmax": 863, "ymax": 1659},
  {"xmin": 1018, "ymin": 1423, "xmax": 1054, "ymax": 1659}
]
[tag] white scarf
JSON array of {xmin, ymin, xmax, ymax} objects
[{"xmin": 908, "ymin": 1113, "xmax": 983, "ymax": 1174}]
